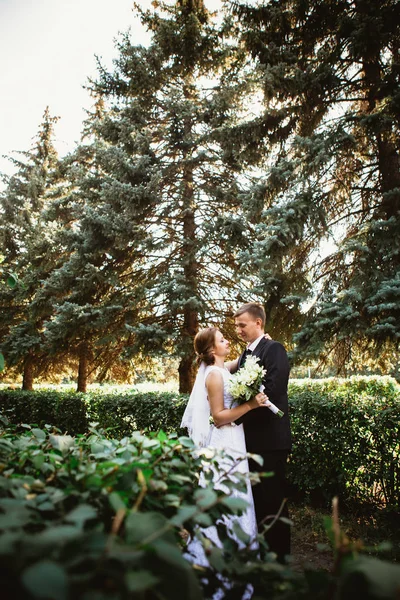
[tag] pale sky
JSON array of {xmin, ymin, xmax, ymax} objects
[{"xmin": 0, "ymin": 0, "xmax": 222, "ymax": 183}]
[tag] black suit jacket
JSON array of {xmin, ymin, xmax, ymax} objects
[{"xmin": 237, "ymin": 338, "xmax": 292, "ymax": 454}]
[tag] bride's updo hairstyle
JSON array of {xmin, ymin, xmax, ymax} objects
[{"xmin": 194, "ymin": 327, "xmax": 218, "ymax": 366}]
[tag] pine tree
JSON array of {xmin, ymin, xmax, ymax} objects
[
  {"xmin": 231, "ymin": 0, "xmax": 400, "ymax": 368},
  {"xmin": 67, "ymin": 0, "xmax": 261, "ymax": 392},
  {"xmin": 34, "ymin": 96, "xmax": 153, "ymax": 392},
  {"xmin": 0, "ymin": 108, "xmax": 61, "ymax": 389}
]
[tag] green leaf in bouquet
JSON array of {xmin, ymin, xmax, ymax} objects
[
  {"xmin": 22, "ymin": 560, "xmax": 68, "ymax": 600},
  {"xmin": 0, "ymin": 352, "xmax": 4, "ymax": 372}
]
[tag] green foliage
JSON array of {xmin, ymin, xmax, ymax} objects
[
  {"xmin": 1, "ymin": 376, "xmax": 399, "ymax": 512},
  {"xmin": 0, "ymin": 420, "xmax": 399, "ymax": 599},
  {"xmin": 288, "ymin": 377, "xmax": 400, "ymax": 510},
  {"xmin": 232, "ymin": 0, "xmax": 400, "ymax": 361},
  {"xmin": 0, "ymin": 108, "xmax": 61, "ymax": 386},
  {"xmin": 0, "ymin": 422, "xmax": 302, "ymax": 599},
  {"xmin": 0, "ymin": 389, "xmax": 88, "ymax": 436},
  {"xmin": 86, "ymin": 390, "xmax": 187, "ymax": 438}
]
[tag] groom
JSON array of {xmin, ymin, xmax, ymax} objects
[{"xmin": 234, "ymin": 302, "xmax": 291, "ymax": 563}]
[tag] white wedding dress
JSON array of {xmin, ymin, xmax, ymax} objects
[{"xmin": 185, "ymin": 365, "xmax": 258, "ymax": 580}]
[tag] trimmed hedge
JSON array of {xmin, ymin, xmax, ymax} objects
[
  {"xmin": 288, "ymin": 377, "xmax": 400, "ymax": 510},
  {"xmin": 1, "ymin": 376, "xmax": 399, "ymax": 510},
  {"xmin": 0, "ymin": 389, "xmax": 88, "ymax": 435}
]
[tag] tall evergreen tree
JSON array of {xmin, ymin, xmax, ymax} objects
[
  {"xmin": 34, "ymin": 96, "xmax": 152, "ymax": 392},
  {"xmin": 65, "ymin": 0, "xmax": 261, "ymax": 392},
  {"xmin": 0, "ymin": 108, "xmax": 61, "ymax": 388},
  {"xmin": 231, "ymin": 0, "xmax": 400, "ymax": 368}
]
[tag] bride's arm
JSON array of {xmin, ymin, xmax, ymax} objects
[
  {"xmin": 206, "ymin": 371, "xmax": 267, "ymax": 428},
  {"xmin": 224, "ymin": 358, "xmax": 239, "ymax": 373}
]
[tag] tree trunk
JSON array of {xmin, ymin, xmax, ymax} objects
[
  {"xmin": 22, "ymin": 355, "xmax": 34, "ymax": 391},
  {"xmin": 77, "ymin": 343, "xmax": 89, "ymax": 393},
  {"xmin": 179, "ymin": 79, "xmax": 199, "ymax": 394},
  {"xmin": 363, "ymin": 54, "xmax": 400, "ymax": 217},
  {"xmin": 178, "ymin": 355, "xmax": 196, "ymax": 394}
]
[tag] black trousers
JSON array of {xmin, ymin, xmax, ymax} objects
[{"xmin": 248, "ymin": 450, "xmax": 290, "ymax": 563}]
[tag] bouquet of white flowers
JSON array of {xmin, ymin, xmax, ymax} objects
[{"xmin": 229, "ymin": 355, "xmax": 284, "ymax": 418}]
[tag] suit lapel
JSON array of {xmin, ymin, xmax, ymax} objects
[{"xmin": 251, "ymin": 337, "xmax": 271, "ymax": 356}]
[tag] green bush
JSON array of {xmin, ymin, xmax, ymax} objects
[
  {"xmin": 0, "ymin": 389, "xmax": 88, "ymax": 435},
  {"xmin": 86, "ymin": 390, "xmax": 187, "ymax": 437},
  {"xmin": 0, "ymin": 422, "xmax": 302, "ymax": 599},
  {"xmin": 0, "ymin": 422, "xmax": 399, "ymax": 599},
  {"xmin": 288, "ymin": 377, "xmax": 400, "ymax": 510},
  {"xmin": 1, "ymin": 376, "xmax": 399, "ymax": 511}
]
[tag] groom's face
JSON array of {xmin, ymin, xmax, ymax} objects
[{"xmin": 234, "ymin": 312, "xmax": 263, "ymax": 344}]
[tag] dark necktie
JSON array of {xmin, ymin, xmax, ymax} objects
[{"xmin": 241, "ymin": 347, "xmax": 252, "ymax": 366}]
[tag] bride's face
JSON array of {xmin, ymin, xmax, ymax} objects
[{"xmin": 213, "ymin": 330, "xmax": 230, "ymax": 358}]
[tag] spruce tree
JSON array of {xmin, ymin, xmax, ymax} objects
[
  {"xmin": 0, "ymin": 108, "xmax": 61, "ymax": 389},
  {"xmin": 231, "ymin": 0, "xmax": 400, "ymax": 368},
  {"xmin": 35, "ymin": 96, "xmax": 153, "ymax": 392},
  {"xmin": 70, "ymin": 0, "xmax": 261, "ymax": 391}
]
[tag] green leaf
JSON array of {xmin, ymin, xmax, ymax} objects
[
  {"xmin": 65, "ymin": 504, "xmax": 97, "ymax": 528},
  {"xmin": 109, "ymin": 492, "xmax": 126, "ymax": 513},
  {"xmin": 170, "ymin": 505, "xmax": 198, "ymax": 527},
  {"xmin": 340, "ymin": 555, "xmax": 400, "ymax": 599},
  {"xmin": 153, "ymin": 539, "xmax": 191, "ymax": 569},
  {"xmin": 31, "ymin": 428, "xmax": 46, "ymax": 441},
  {"xmin": 31, "ymin": 454, "xmax": 45, "ymax": 470},
  {"xmin": 22, "ymin": 561, "xmax": 68, "ymax": 600},
  {"xmin": 37, "ymin": 526, "xmax": 81, "ymax": 545},
  {"xmin": 194, "ymin": 488, "xmax": 218, "ymax": 509},
  {"xmin": 125, "ymin": 512, "xmax": 172, "ymax": 545},
  {"xmin": 220, "ymin": 497, "xmax": 249, "ymax": 513},
  {"xmin": 232, "ymin": 520, "xmax": 251, "ymax": 545},
  {"xmin": 0, "ymin": 353, "xmax": 4, "ymax": 372},
  {"xmin": 247, "ymin": 453, "xmax": 264, "ymax": 467},
  {"xmin": 49, "ymin": 434, "xmax": 75, "ymax": 454},
  {"xmin": 179, "ymin": 436, "xmax": 195, "ymax": 448},
  {"xmin": 6, "ymin": 273, "xmax": 18, "ymax": 288},
  {"xmin": 194, "ymin": 513, "xmax": 213, "ymax": 527},
  {"xmin": 157, "ymin": 430, "xmax": 167, "ymax": 442},
  {"xmin": 163, "ymin": 493, "xmax": 180, "ymax": 506},
  {"xmin": 125, "ymin": 570, "xmax": 160, "ymax": 592}
]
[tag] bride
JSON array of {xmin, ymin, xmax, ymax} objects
[{"xmin": 181, "ymin": 327, "xmax": 269, "ymax": 557}]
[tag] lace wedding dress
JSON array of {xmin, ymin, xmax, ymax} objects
[{"xmin": 185, "ymin": 365, "xmax": 258, "ymax": 579}]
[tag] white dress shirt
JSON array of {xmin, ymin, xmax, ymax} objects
[{"xmin": 247, "ymin": 334, "xmax": 266, "ymax": 352}]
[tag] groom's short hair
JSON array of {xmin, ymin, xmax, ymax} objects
[{"xmin": 234, "ymin": 302, "xmax": 266, "ymax": 327}]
